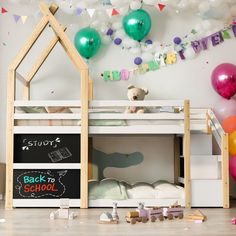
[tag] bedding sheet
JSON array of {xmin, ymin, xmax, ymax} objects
[{"xmin": 88, "ymin": 178, "xmax": 184, "ymax": 200}]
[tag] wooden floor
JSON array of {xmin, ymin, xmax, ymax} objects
[{"xmin": 0, "ymin": 201, "xmax": 236, "ymax": 236}]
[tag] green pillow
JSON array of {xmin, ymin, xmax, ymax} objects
[
  {"xmin": 89, "ymin": 119, "xmax": 126, "ymax": 126},
  {"xmin": 89, "ymin": 178, "xmax": 128, "ymax": 200},
  {"xmin": 19, "ymin": 106, "xmax": 47, "ymax": 113}
]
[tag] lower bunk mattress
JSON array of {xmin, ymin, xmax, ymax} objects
[{"xmin": 88, "ymin": 178, "xmax": 185, "ymax": 207}]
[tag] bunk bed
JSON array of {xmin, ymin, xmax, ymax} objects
[{"xmin": 5, "ymin": 3, "xmax": 229, "ymax": 209}]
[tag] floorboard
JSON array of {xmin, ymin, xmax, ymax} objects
[{"xmin": 0, "ymin": 201, "xmax": 236, "ymax": 236}]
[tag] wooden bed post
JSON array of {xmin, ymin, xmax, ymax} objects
[
  {"xmin": 88, "ymin": 78, "xmax": 93, "ymax": 180},
  {"xmin": 221, "ymin": 133, "xmax": 229, "ymax": 208},
  {"xmin": 184, "ymin": 100, "xmax": 191, "ymax": 208},
  {"xmin": 81, "ymin": 70, "xmax": 89, "ymax": 208},
  {"xmin": 5, "ymin": 69, "xmax": 16, "ymax": 209}
]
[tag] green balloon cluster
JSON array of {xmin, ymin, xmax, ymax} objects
[
  {"xmin": 123, "ymin": 9, "xmax": 152, "ymax": 42},
  {"xmin": 74, "ymin": 27, "xmax": 101, "ymax": 59}
]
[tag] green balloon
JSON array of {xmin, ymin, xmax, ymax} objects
[
  {"xmin": 123, "ymin": 9, "xmax": 151, "ymax": 41},
  {"xmin": 74, "ymin": 27, "xmax": 101, "ymax": 59}
]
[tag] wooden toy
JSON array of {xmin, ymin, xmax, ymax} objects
[
  {"xmin": 98, "ymin": 202, "xmax": 119, "ymax": 224},
  {"xmin": 50, "ymin": 198, "xmax": 76, "ymax": 220},
  {"xmin": 126, "ymin": 201, "xmax": 185, "ymax": 224},
  {"xmin": 126, "ymin": 202, "xmax": 164, "ymax": 224},
  {"xmin": 185, "ymin": 210, "xmax": 206, "ymax": 222},
  {"xmin": 126, "ymin": 211, "xmax": 147, "ymax": 224},
  {"xmin": 99, "ymin": 212, "xmax": 119, "ymax": 224},
  {"xmin": 163, "ymin": 202, "xmax": 184, "ymax": 220}
]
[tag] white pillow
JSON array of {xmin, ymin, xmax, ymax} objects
[
  {"xmin": 127, "ymin": 182, "xmax": 155, "ymax": 199},
  {"xmin": 154, "ymin": 183, "xmax": 184, "ymax": 199}
]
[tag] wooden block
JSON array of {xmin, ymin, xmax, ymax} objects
[
  {"xmin": 126, "ymin": 211, "xmax": 139, "ymax": 218},
  {"xmin": 98, "ymin": 220, "xmax": 118, "ymax": 224},
  {"xmin": 184, "ymin": 210, "xmax": 206, "ymax": 222}
]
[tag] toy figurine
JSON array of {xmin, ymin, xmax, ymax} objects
[
  {"xmin": 98, "ymin": 202, "xmax": 119, "ymax": 224},
  {"xmin": 111, "ymin": 202, "xmax": 119, "ymax": 221},
  {"xmin": 50, "ymin": 198, "xmax": 76, "ymax": 220}
]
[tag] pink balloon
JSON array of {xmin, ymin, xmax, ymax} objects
[
  {"xmin": 211, "ymin": 63, "xmax": 236, "ymax": 99},
  {"xmin": 213, "ymin": 97, "xmax": 236, "ymax": 123},
  {"xmin": 229, "ymin": 156, "xmax": 236, "ymax": 181}
]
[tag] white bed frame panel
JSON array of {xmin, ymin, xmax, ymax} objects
[
  {"xmin": 89, "ymin": 198, "xmax": 185, "ymax": 208},
  {"xmin": 13, "ymin": 199, "xmax": 80, "ymax": 207},
  {"xmin": 11, "ymin": 100, "xmax": 229, "ymax": 208}
]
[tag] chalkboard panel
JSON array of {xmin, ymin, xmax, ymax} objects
[
  {"xmin": 14, "ymin": 134, "xmax": 80, "ymax": 163},
  {"xmin": 13, "ymin": 169, "xmax": 80, "ymax": 199}
]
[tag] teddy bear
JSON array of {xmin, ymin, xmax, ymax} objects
[{"xmin": 125, "ymin": 85, "xmax": 149, "ymax": 113}]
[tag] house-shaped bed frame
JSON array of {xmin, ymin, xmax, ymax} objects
[
  {"xmin": 5, "ymin": 2, "xmax": 229, "ymax": 209},
  {"xmin": 6, "ymin": 2, "xmax": 91, "ymax": 209}
]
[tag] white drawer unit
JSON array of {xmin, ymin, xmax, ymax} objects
[
  {"xmin": 191, "ymin": 179, "xmax": 223, "ymax": 207},
  {"xmin": 191, "ymin": 155, "xmax": 221, "ymax": 179}
]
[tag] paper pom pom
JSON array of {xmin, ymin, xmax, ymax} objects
[
  {"xmin": 145, "ymin": 39, "xmax": 153, "ymax": 44},
  {"xmin": 114, "ymin": 38, "xmax": 122, "ymax": 45},
  {"xmin": 173, "ymin": 37, "xmax": 182, "ymax": 45},
  {"xmin": 134, "ymin": 57, "xmax": 143, "ymax": 65},
  {"xmin": 106, "ymin": 28, "xmax": 114, "ymax": 36}
]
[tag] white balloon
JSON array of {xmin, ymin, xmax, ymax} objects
[
  {"xmin": 119, "ymin": 6, "xmax": 130, "ymax": 15},
  {"xmin": 141, "ymin": 52, "xmax": 153, "ymax": 62},
  {"xmin": 112, "ymin": 21, "xmax": 123, "ymax": 30},
  {"xmin": 114, "ymin": 29, "xmax": 126, "ymax": 38},
  {"xmin": 100, "ymin": 24, "xmax": 109, "ymax": 34},
  {"xmin": 83, "ymin": 0, "xmax": 100, "ymax": 7},
  {"xmin": 209, "ymin": 0, "xmax": 223, "ymax": 7},
  {"xmin": 184, "ymin": 47, "xmax": 196, "ymax": 59},
  {"xmin": 230, "ymin": 5, "xmax": 236, "ymax": 16},
  {"xmin": 178, "ymin": 0, "xmax": 189, "ymax": 9},
  {"xmin": 129, "ymin": 47, "xmax": 141, "ymax": 55},
  {"xmin": 9, "ymin": 0, "xmax": 31, "ymax": 3},
  {"xmin": 141, "ymin": 44, "xmax": 154, "ymax": 53},
  {"xmin": 143, "ymin": 0, "xmax": 156, "ymax": 6},
  {"xmin": 130, "ymin": 0, "xmax": 142, "ymax": 10},
  {"xmin": 202, "ymin": 20, "xmax": 212, "ymax": 30},
  {"xmin": 102, "ymin": 35, "xmax": 112, "ymax": 44},
  {"xmin": 60, "ymin": 2, "xmax": 75, "ymax": 15},
  {"xmin": 198, "ymin": 1, "xmax": 210, "ymax": 14},
  {"xmin": 33, "ymin": 10, "xmax": 42, "ymax": 22},
  {"xmin": 122, "ymin": 37, "xmax": 138, "ymax": 48},
  {"xmin": 90, "ymin": 20, "xmax": 100, "ymax": 29},
  {"xmin": 69, "ymin": 24, "xmax": 80, "ymax": 33},
  {"xmin": 111, "ymin": 0, "xmax": 129, "ymax": 7}
]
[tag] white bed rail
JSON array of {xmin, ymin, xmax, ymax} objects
[
  {"xmin": 14, "ymin": 100, "xmax": 81, "ymax": 107},
  {"xmin": 207, "ymin": 109, "xmax": 225, "ymax": 147},
  {"xmin": 13, "ymin": 99, "xmax": 188, "ymax": 134},
  {"xmin": 14, "ymin": 100, "xmax": 187, "ymax": 121}
]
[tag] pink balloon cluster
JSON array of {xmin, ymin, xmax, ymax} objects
[
  {"xmin": 212, "ymin": 63, "xmax": 236, "ymax": 181},
  {"xmin": 230, "ymin": 157, "xmax": 236, "ymax": 181},
  {"xmin": 211, "ymin": 63, "xmax": 236, "ymax": 99}
]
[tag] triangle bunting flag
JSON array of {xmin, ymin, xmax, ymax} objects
[
  {"xmin": 21, "ymin": 15, "xmax": 28, "ymax": 24},
  {"xmin": 111, "ymin": 8, "xmax": 119, "ymax": 16},
  {"xmin": 1, "ymin": 7, "xmax": 8, "ymax": 14},
  {"xmin": 158, "ymin": 3, "xmax": 166, "ymax": 11},
  {"xmin": 13, "ymin": 14, "xmax": 21, "ymax": 23},
  {"xmin": 87, "ymin": 9, "xmax": 95, "ymax": 18}
]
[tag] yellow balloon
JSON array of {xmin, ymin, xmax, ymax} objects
[{"xmin": 229, "ymin": 131, "xmax": 236, "ymax": 156}]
